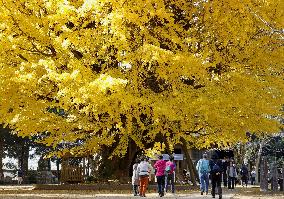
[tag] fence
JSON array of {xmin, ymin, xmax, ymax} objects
[{"xmin": 60, "ymin": 165, "xmax": 84, "ymax": 184}]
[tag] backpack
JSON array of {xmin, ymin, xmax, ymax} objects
[
  {"xmin": 212, "ymin": 162, "xmax": 221, "ymax": 173},
  {"xmin": 200, "ymin": 159, "xmax": 209, "ymax": 173},
  {"xmin": 165, "ymin": 165, "xmax": 171, "ymax": 173},
  {"xmin": 165, "ymin": 162, "xmax": 174, "ymax": 175}
]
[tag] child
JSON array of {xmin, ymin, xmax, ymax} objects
[{"xmin": 132, "ymin": 158, "xmax": 140, "ymax": 196}]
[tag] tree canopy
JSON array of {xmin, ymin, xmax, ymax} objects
[{"xmin": 0, "ymin": 0, "xmax": 283, "ymax": 157}]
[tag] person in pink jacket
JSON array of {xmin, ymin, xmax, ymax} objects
[
  {"xmin": 165, "ymin": 156, "xmax": 176, "ymax": 193},
  {"xmin": 154, "ymin": 155, "xmax": 166, "ymax": 197}
]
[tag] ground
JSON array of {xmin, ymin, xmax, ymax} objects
[{"xmin": 0, "ymin": 185, "xmax": 283, "ymax": 199}]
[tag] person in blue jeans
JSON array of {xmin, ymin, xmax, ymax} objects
[{"xmin": 196, "ymin": 153, "xmax": 210, "ymax": 195}]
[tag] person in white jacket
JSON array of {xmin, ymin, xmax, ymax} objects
[
  {"xmin": 136, "ymin": 156, "xmax": 154, "ymax": 197},
  {"xmin": 132, "ymin": 158, "xmax": 140, "ymax": 196}
]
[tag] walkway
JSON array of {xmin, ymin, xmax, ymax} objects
[
  {"xmin": 0, "ymin": 185, "xmax": 283, "ymax": 199},
  {"xmin": 0, "ymin": 192, "xmax": 235, "ymax": 199}
]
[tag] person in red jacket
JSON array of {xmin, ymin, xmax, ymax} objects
[{"xmin": 154, "ymin": 155, "xmax": 166, "ymax": 197}]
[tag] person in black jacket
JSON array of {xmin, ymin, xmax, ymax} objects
[
  {"xmin": 222, "ymin": 156, "xmax": 230, "ymax": 187},
  {"xmin": 210, "ymin": 154, "xmax": 223, "ymax": 199},
  {"xmin": 240, "ymin": 164, "xmax": 249, "ymax": 187}
]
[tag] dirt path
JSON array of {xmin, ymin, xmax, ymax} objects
[
  {"xmin": 0, "ymin": 192, "xmax": 235, "ymax": 199},
  {"xmin": 0, "ymin": 185, "xmax": 282, "ymax": 199}
]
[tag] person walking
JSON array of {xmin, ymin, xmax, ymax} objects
[
  {"xmin": 250, "ymin": 168, "xmax": 256, "ymax": 185},
  {"xmin": 154, "ymin": 155, "xmax": 166, "ymax": 197},
  {"xmin": 137, "ymin": 156, "xmax": 154, "ymax": 197},
  {"xmin": 17, "ymin": 169, "xmax": 23, "ymax": 185},
  {"xmin": 227, "ymin": 161, "xmax": 237, "ymax": 189},
  {"xmin": 132, "ymin": 158, "xmax": 140, "ymax": 196},
  {"xmin": 196, "ymin": 153, "xmax": 210, "ymax": 195},
  {"xmin": 165, "ymin": 155, "xmax": 176, "ymax": 193},
  {"xmin": 240, "ymin": 164, "xmax": 249, "ymax": 187},
  {"xmin": 234, "ymin": 163, "xmax": 239, "ymax": 187},
  {"xmin": 222, "ymin": 156, "xmax": 229, "ymax": 187},
  {"xmin": 210, "ymin": 154, "xmax": 223, "ymax": 199}
]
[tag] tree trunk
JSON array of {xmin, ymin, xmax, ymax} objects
[
  {"xmin": 271, "ymin": 161, "xmax": 278, "ymax": 192},
  {"xmin": 281, "ymin": 166, "xmax": 284, "ymax": 192},
  {"xmin": 0, "ymin": 135, "xmax": 3, "ymax": 181},
  {"xmin": 18, "ymin": 140, "xmax": 29, "ymax": 183},
  {"xmin": 56, "ymin": 158, "xmax": 60, "ymax": 182},
  {"xmin": 181, "ymin": 138, "xmax": 198, "ymax": 186},
  {"xmin": 89, "ymin": 155, "xmax": 96, "ymax": 177},
  {"xmin": 22, "ymin": 144, "xmax": 29, "ymax": 177},
  {"xmin": 128, "ymin": 139, "xmax": 139, "ymax": 175},
  {"xmin": 188, "ymin": 153, "xmax": 199, "ymax": 183},
  {"xmin": 256, "ymin": 140, "xmax": 265, "ymax": 184},
  {"xmin": 83, "ymin": 157, "xmax": 86, "ymax": 177},
  {"xmin": 95, "ymin": 143, "xmax": 136, "ymax": 183},
  {"xmin": 235, "ymin": 143, "xmax": 246, "ymax": 165},
  {"xmin": 163, "ymin": 137, "xmax": 172, "ymax": 156},
  {"xmin": 260, "ymin": 156, "xmax": 268, "ymax": 192},
  {"xmin": 87, "ymin": 156, "xmax": 90, "ymax": 177}
]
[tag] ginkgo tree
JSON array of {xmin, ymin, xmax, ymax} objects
[{"xmin": 0, "ymin": 0, "xmax": 283, "ymax": 159}]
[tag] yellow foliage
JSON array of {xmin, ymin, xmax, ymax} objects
[
  {"xmin": 145, "ymin": 142, "xmax": 166, "ymax": 159},
  {"xmin": 0, "ymin": 0, "xmax": 283, "ymax": 156}
]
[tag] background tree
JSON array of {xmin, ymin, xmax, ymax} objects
[
  {"xmin": 244, "ymin": 133, "xmax": 284, "ymax": 189},
  {"xmin": 0, "ymin": 0, "xmax": 283, "ymax": 163}
]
